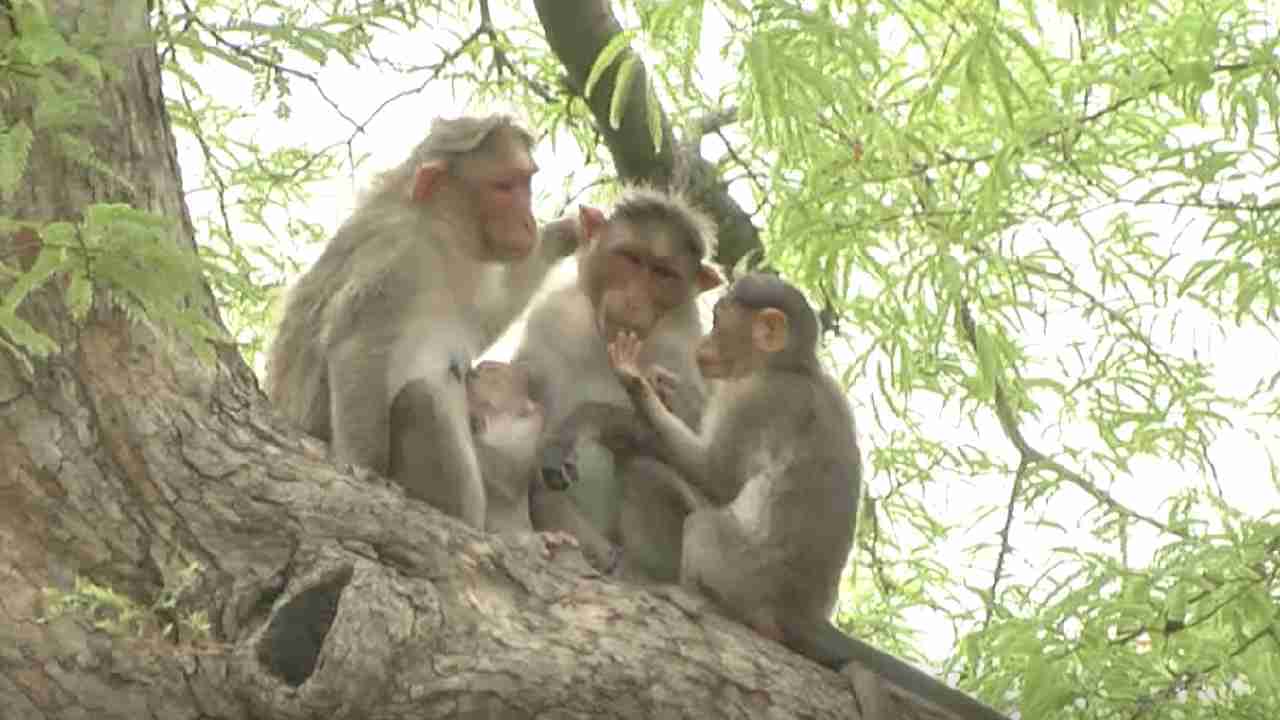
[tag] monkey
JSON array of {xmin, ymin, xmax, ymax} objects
[
  {"xmin": 265, "ymin": 114, "xmax": 577, "ymax": 529},
  {"xmin": 607, "ymin": 272, "xmax": 1011, "ymax": 720},
  {"xmin": 463, "ymin": 360, "xmax": 543, "ymax": 533},
  {"xmin": 511, "ymin": 187, "xmax": 723, "ymax": 579}
]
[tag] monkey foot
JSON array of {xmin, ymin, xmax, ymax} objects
[{"xmin": 536, "ymin": 530, "xmax": 580, "ymax": 558}]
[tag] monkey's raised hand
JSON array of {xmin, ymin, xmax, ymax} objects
[
  {"xmin": 646, "ymin": 365, "xmax": 679, "ymax": 414},
  {"xmin": 607, "ymin": 331, "xmax": 649, "ymax": 394}
]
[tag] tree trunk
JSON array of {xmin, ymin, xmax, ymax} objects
[{"xmin": 0, "ymin": 3, "xmax": 970, "ymax": 719}]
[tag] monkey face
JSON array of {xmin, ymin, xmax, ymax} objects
[
  {"xmin": 467, "ymin": 361, "xmax": 539, "ymax": 416},
  {"xmin": 696, "ymin": 301, "xmax": 760, "ymax": 380},
  {"xmin": 585, "ymin": 222, "xmax": 698, "ymax": 341},
  {"xmin": 456, "ymin": 127, "xmax": 539, "ymax": 262}
]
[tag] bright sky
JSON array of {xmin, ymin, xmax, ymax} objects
[{"xmin": 173, "ymin": 3, "xmax": 1280, "ymax": 669}]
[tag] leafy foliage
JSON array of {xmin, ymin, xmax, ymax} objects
[
  {"xmin": 41, "ymin": 563, "xmax": 213, "ymax": 643},
  {"xmin": 1, "ymin": 0, "xmax": 227, "ymax": 365},
  {"xmin": 6, "ymin": 0, "xmax": 1280, "ymax": 716}
]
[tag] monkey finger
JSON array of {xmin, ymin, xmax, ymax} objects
[
  {"xmin": 648, "ymin": 365, "xmax": 678, "ymax": 384},
  {"xmin": 654, "ymin": 386, "xmax": 676, "ymax": 412},
  {"xmin": 535, "ymin": 530, "xmax": 581, "ymax": 559}
]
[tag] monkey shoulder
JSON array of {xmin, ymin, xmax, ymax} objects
[{"xmin": 714, "ymin": 372, "xmax": 851, "ymax": 464}]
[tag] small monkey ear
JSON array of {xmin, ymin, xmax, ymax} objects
[
  {"xmin": 578, "ymin": 205, "xmax": 606, "ymax": 247},
  {"xmin": 412, "ymin": 161, "xmax": 448, "ymax": 204},
  {"xmin": 696, "ymin": 263, "xmax": 725, "ymax": 293},
  {"xmin": 751, "ymin": 307, "xmax": 789, "ymax": 354}
]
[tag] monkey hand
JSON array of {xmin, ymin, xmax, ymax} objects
[
  {"xmin": 646, "ymin": 365, "xmax": 679, "ymax": 413},
  {"xmin": 607, "ymin": 331, "xmax": 650, "ymax": 397}
]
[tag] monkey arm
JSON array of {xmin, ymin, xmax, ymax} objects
[
  {"xmin": 388, "ymin": 376, "xmax": 487, "ymax": 530},
  {"xmin": 552, "ymin": 402, "xmax": 662, "ymax": 457},
  {"xmin": 327, "ymin": 346, "xmax": 392, "ymax": 474},
  {"xmin": 623, "ymin": 379, "xmax": 711, "ymax": 490},
  {"xmin": 789, "ymin": 621, "xmax": 1011, "ymax": 720},
  {"xmin": 537, "ymin": 402, "xmax": 660, "ymax": 491}
]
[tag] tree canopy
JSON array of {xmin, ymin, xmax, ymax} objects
[{"xmin": 3, "ymin": 0, "xmax": 1279, "ymax": 717}]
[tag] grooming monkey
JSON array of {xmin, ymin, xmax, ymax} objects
[
  {"xmin": 513, "ymin": 188, "xmax": 723, "ymax": 577},
  {"xmin": 266, "ymin": 114, "xmax": 576, "ymax": 528},
  {"xmin": 608, "ymin": 273, "xmax": 1011, "ymax": 720}
]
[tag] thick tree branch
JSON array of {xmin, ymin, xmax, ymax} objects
[{"xmin": 531, "ymin": 0, "xmax": 761, "ymax": 270}]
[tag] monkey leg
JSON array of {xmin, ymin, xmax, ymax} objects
[
  {"xmin": 616, "ymin": 457, "xmax": 692, "ymax": 583},
  {"xmin": 529, "ymin": 484, "xmax": 619, "ymax": 573},
  {"xmin": 389, "ymin": 377, "xmax": 486, "ymax": 530}
]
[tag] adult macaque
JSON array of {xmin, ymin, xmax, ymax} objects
[
  {"xmin": 265, "ymin": 114, "xmax": 576, "ymax": 528},
  {"xmin": 513, "ymin": 187, "xmax": 723, "ymax": 579},
  {"xmin": 609, "ymin": 273, "xmax": 1010, "ymax": 720}
]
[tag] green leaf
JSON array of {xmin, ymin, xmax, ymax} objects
[
  {"xmin": 610, "ymin": 54, "xmax": 639, "ymax": 131},
  {"xmin": 0, "ymin": 308, "xmax": 58, "ymax": 358},
  {"xmin": 583, "ymin": 29, "xmax": 636, "ymax": 102},
  {"xmin": 0, "ymin": 121, "xmax": 35, "ymax": 199},
  {"xmin": 973, "ymin": 325, "xmax": 999, "ymax": 400},
  {"xmin": 645, "ymin": 81, "xmax": 664, "ymax": 154},
  {"xmin": 65, "ymin": 272, "xmax": 93, "ymax": 323}
]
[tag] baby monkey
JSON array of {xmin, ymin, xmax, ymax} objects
[
  {"xmin": 463, "ymin": 360, "xmax": 581, "ymax": 562},
  {"xmin": 466, "ymin": 361, "xmax": 544, "ymax": 534},
  {"xmin": 609, "ymin": 273, "xmax": 1010, "ymax": 720}
]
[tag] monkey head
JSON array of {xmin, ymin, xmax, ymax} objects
[
  {"xmin": 467, "ymin": 361, "xmax": 543, "ymax": 435},
  {"xmin": 696, "ymin": 273, "xmax": 820, "ymax": 379},
  {"xmin": 412, "ymin": 122, "xmax": 540, "ymax": 262},
  {"xmin": 577, "ymin": 189, "xmax": 723, "ymax": 343}
]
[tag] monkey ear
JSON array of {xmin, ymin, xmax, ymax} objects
[
  {"xmin": 752, "ymin": 308, "xmax": 789, "ymax": 354},
  {"xmin": 696, "ymin": 263, "xmax": 725, "ymax": 293},
  {"xmin": 578, "ymin": 205, "xmax": 606, "ymax": 246},
  {"xmin": 412, "ymin": 161, "xmax": 448, "ymax": 203}
]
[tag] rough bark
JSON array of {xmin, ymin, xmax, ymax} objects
[
  {"xmin": 532, "ymin": 0, "xmax": 763, "ymax": 271},
  {"xmin": 0, "ymin": 3, "xmax": 983, "ymax": 719}
]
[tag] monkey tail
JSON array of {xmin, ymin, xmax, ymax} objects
[{"xmin": 787, "ymin": 621, "xmax": 1012, "ymax": 720}]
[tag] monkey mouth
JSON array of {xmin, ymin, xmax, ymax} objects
[
  {"xmin": 696, "ymin": 359, "xmax": 728, "ymax": 380},
  {"xmin": 597, "ymin": 313, "xmax": 650, "ymax": 344}
]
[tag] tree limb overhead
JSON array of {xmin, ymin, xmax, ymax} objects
[{"xmin": 532, "ymin": 0, "xmax": 762, "ymax": 271}]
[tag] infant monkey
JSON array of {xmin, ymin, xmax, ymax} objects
[
  {"xmin": 609, "ymin": 273, "xmax": 1010, "ymax": 720},
  {"xmin": 465, "ymin": 360, "xmax": 543, "ymax": 534}
]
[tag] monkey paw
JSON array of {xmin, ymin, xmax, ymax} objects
[
  {"xmin": 537, "ymin": 530, "xmax": 580, "ymax": 554},
  {"xmin": 607, "ymin": 331, "xmax": 648, "ymax": 392},
  {"xmin": 647, "ymin": 365, "xmax": 679, "ymax": 411}
]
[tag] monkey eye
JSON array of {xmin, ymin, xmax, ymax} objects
[
  {"xmin": 493, "ymin": 180, "xmax": 516, "ymax": 193},
  {"xmin": 653, "ymin": 265, "xmax": 678, "ymax": 281}
]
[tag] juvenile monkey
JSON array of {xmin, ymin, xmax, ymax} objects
[
  {"xmin": 513, "ymin": 188, "xmax": 723, "ymax": 578},
  {"xmin": 609, "ymin": 273, "xmax": 1010, "ymax": 720},
  {"xmin": 266, "ymin": 114, "xmax": 575, "ymax": 529}
]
